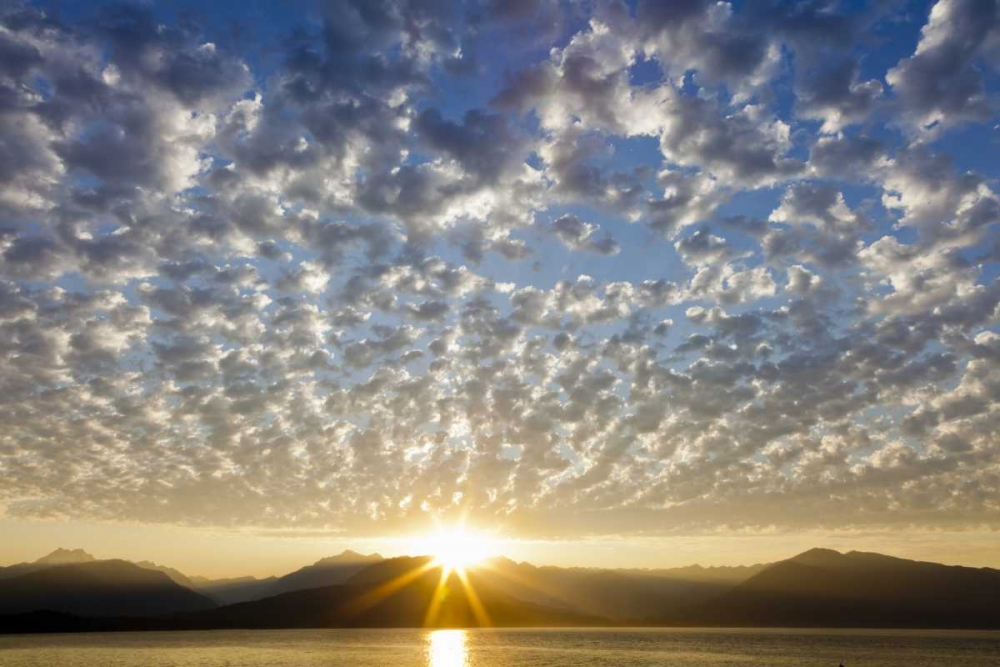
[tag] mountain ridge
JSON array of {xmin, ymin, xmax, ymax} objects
[
  {"xmin": 2, "ymin": 547, "xmax": 1000, "ymax": 631},
  {"xmin": 0, "ymin": 548, "xmax": 385, "ymax": 606},
  {"xmin": 35, "ymin": 548, "xmax": 96, "ymax": 566},
  {"xmin": 678, "ymin": 548, "xmax": 1000, "ymax": 628},
  {"xmin": 0, "ymin": 560, "xmax": 216, "ymax": 618}
]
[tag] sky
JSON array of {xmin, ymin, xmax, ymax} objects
[{"xmin": 0, "ymin": 0, "xmax": 999, "ymax": 578}]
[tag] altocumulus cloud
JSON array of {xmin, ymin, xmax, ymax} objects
[{"xmin": 0, "ymin": 0, "xmax": 998, "ymax": 539}]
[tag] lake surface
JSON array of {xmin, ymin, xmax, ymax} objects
[{"xmin": 1, "ymin": 628, "xmax": 998, "ymax": 666}]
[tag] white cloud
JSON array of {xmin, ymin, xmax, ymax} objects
[{"xmin": 0, "ymin": 0, "xmax": 998, "ymax": 540}]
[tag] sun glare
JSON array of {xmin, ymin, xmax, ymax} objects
[
  {"xmin": 428, "ymin": 629, "xmax": 469, "ymax": 667},
  {"xmin": 421, "ymin": 527, "xmax": 494, "ymax": 573}
]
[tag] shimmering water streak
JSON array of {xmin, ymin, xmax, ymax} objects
[
  {"xmin": 1, "ymin": 627, "xmax": 998, "ymax": 667},
  {"xmin": 429, "ymin": 630, "xmax": 468, "ymax": 667}
]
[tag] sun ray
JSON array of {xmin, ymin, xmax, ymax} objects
[
  {"xmin": 405, "ymin": 523, "xmax": 497, "ymax": 628},
  {"xmin": 455, "ymin": 566, "xmax": 491, "ymax": 627},
  {"xmin": 340, "ymin": 559, "xmax": 437, "ymax": 618},
  {"xmin": 422, "ymin": 567, "xmax": 451, "ymax": 627},
  {"xmin": 471, "ymin": 558, "xmax": 569, "ymax": 606},
  {"xmin": 417, "ymin": 524, "xmax": 496, "ymax": 572}
]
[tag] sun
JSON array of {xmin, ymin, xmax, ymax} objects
[{"xmin": 421, "ymin": 527, "xmax": 494, "ymax": 573}]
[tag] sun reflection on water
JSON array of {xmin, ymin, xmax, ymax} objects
[{"xmin": 428, "ymin": 629, "xmax": 469, "ymax": 667}]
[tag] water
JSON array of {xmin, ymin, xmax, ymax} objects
[{"xmin": 0, "ymin": 628, "xmax": 998, "ymax": 666}]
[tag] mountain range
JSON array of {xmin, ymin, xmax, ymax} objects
[
  {"xmin": 679, "ymin": 547, "xmax": 1000, "ymax": 629},
  {"xmin": 1, "ymin": 547, "xmax": 998, "ymax": 633},
  {"xmin": 0, "ymin": 560, "xmax": 215, "ymax": 618}
]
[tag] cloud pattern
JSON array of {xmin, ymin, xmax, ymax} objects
[{"xmin": 0, "ymin": 0, "xmax": 999, "ymax": 540}]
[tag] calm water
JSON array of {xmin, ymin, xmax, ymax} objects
[{"xmin": 0, "ymin": 628, "xmax": 998, "ymax": 666}]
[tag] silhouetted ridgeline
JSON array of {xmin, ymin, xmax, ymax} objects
[
  {"xmin": 0, "ymin": 548, "xmax": 386, "ymax": 607},
  {"xmin": 1, "ymin": 548, "xmax": 999, "ymax": 633},
  {"xmin": 0, "ymin": 556, "xmax": 601, "ymax": 633},
  {"xmin": 676, "ymin": 548, "xmax": 1000, "ymax": 629},
  {"xmin": 0, "ymin": 560, "xmax": 215, "ymax": 617}
]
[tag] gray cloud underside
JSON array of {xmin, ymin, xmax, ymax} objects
[{"xmin": 0, "ymin": 0, "xmax": 998, "ymax": 538}]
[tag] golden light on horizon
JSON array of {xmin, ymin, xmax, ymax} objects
[
  {"xmin": 410, "ymin": 524, "xmax": 497, "ymax": 628},
  {"xmin": 335, "ymin": 523, "xmax": 499, "ymax": 630},
  {"xmin": 417, "ymin": 527, "xmax": 496, "ymax": 575}
]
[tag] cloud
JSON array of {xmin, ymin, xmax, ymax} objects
[
  {"xmin": 550, "ymin": 214, "xmax": 620, "ymax": 255},
  {"xmin": 0, "ymin": 0, "xmax": 998, "ymax": 541},
  {"xmin": 795, "ymin": 58, "xmax": 883, "ymax": 133},
  {"xmin": 635, "ymin": 0, "xmax": 780, "ymax": 97},
  {"xmin": 879, "ymin": 146, "xmax": 1000, "ymax": 245},
  {"xmin": 886, "ymin": 0, "xmax": 1000, "ymax": 132},
  {"xmin": 653, "ymin": 95, "xmax": 804, "ymax": 188}
]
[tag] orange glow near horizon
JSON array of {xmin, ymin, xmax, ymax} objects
[
  {"xmin": 414, "ymin": 523, "xmax": 497, "ymax": 628},
  {"xmin": 334, "ymin": 523, "xmax": 499, "ymax": 629},
  {"xmin": 415, "ymin": 526, "xmax": 497, "ymax": 575}
]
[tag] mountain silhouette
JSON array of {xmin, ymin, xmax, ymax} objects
[
  {"xmin": 187, "ymin": 575, "xmax": 279, "ymax": 606},
  {"xmin": 134, "ymin": 561, "xmax": 198, "ymax": 589},
  {"xmin": 35, "ymin": 549, "xmax": 96, "ymax": 566},
  {"xmin": 2, "ymin": 547, "xmax": 1000, "ymax": 632},
  {"xmin": 165, "ymin": 556, "xmax": 602, "ymax": 630},
  {"xmin": 267, "ymin": 550, "xmax": 383, "ymax": 597},
  {"xmin": 0, "ymin": 548, "xmax": 97, "ymax": 580},
  {"xmin": 470, "ymin": 557, "xmax": 761, "ymax": 621},
  {"xmin": 0, "ymin": 557, "xmax": 601, "ymax": 632},
  {"xmin": 181, "ymin": 550, "xmax": 383, "ymax": 605},
  {"xmin": 683, "ymin": 548, "xmax": 1000, "ymax": 628},
  {"xmin": 0, "ymin": 560, "xmax": 216, "ymax": 617},
  {"xmin": 339, "ymin": 555, "xmax": 421, "ymax": 586},
  {"xmin": 0, "ymin": 547, "xmax": 382, "ymax": 608},
  {"xmin": 132, "ymin": 566, "xmax": 277, "ymax": 606}
]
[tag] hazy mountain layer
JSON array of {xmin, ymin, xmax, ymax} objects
[
  {"xmin": 3, "ymin": 548, "xmax": 1000, "ymax": 631},
  {"xmin": 0, "ymin": 560, "xmax": 216, "ymax": 617},
  {"xmin": 470, "ymin": 557, "xmax": 762, "ymax": 621},
  {"xmin": 680, "ymin": 548, "xmax": 1000, "ymax": 628},
  {"xmin": 0, "ymin": 549, "xmax": 97, "ymax": 581}
]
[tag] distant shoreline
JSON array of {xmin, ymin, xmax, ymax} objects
[{"xmin": 4, "ymin": 612, "xmax": 1000, "ymax": 636}]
